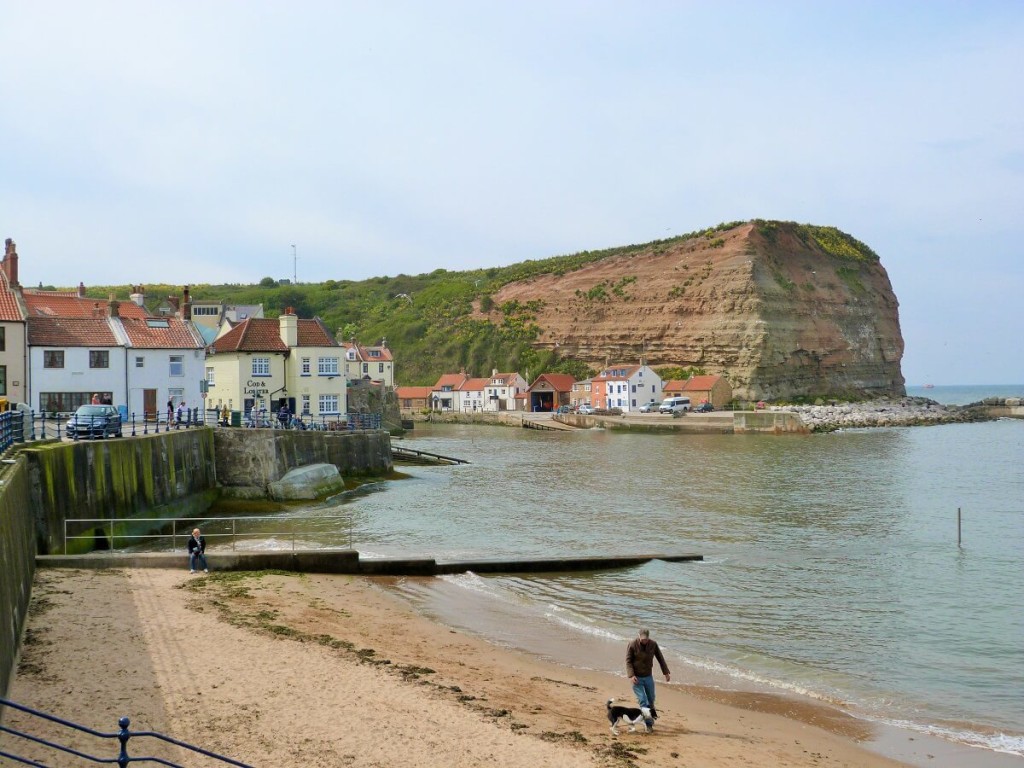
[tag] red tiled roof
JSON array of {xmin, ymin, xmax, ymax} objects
[
  {"xmin": 23, "ymin": 292, "xmax": 149, "ymax": 319},
  {"xmin": 529, "ymin": 373, "xmax": 576, "ymax": 391},
  {"xmin": 118, "ymin": 317, "xmax": 204, "ymax": 349},
  {"xmin": 211, "ymin": 317, "xmax": 337, "ymax": 353},
  {"xmin": 27, "ymin": 317, "xmax": 118, "ymax": 346},
  {"xmin": 434, "ymin": 373, "xmax": 468, "ymax": 389},
  {"xmin": 297, "ymin": 318, "xmax": 338, "ymax": 347},
  {"xmin": 459, "ymin": 377, "xmax": 491, "ymax": 392},
  {"xmin": 663, "ymin": 379, "xmax": 687, "ymax": 391},
  {"xmin": 0, "ymin": 270, "xmax": 24, "ymax": 322},
  {"xmin": 344, "ymin": 342, "xmax": 394, "ymax": 362},
  {"xmin": 396, "ymin": 386, "xmax": 433, "ymax": 399},
  {"xmin": 682, "ymin": 375, "xmax": 723, "ymax": 391}
]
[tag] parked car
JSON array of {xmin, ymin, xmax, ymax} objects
[
  {"xmin": 694, "ymin": 402, "xmax": 714, "ymax": 413},
  {"xmin": 638, "ymin": 401, "xmax": 661, "ymax": 413},
  {"xmin": 66, "ymin": 404, "xmax": 123, "ymax": 439},
  {"xmin": 555, "ymin": 405, "xmax": 573, "ymax": 414},
  {"xmin": 576, "ymin": 404, "xmax": 595, "ymax": 415}
]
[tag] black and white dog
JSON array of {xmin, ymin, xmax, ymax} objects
[{"xmin": 606, "ymin": 698, "xmax": 651, "ymax": 735}]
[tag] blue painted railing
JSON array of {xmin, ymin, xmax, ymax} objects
[{"xmin": 0, "ymin": 697, "xmax": 252, "ymax": 767}]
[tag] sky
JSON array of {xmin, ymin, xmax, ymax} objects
[{"xmin": 1, "ymin": 2, "xmax": 1022, "ymax": 385}]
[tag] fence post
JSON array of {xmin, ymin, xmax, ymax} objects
[{"xmin": 117, "ymin": 716, "xmax": 131, "ymax": 768}]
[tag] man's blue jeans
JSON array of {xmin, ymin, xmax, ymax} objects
[
  {"xmin": 632, "ymin": 675, "xmax": 656, "ymax": 726},
  {"xmin": 189, "ymin": 552, "xmax": 207, "ymax": 571}
]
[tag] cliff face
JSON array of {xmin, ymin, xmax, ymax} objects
[{"xmin": 488, "ymin": 221, "xmax": 905, "ymax": 401}]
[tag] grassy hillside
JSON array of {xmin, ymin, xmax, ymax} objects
[{"xmin": 78, "ymin": 220, "xmax": 873, "ymax": 386}]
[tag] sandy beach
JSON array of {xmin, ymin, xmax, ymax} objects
[{"xmin": 5, "ymin": 567, "xmax": 922, "ymax": 767}]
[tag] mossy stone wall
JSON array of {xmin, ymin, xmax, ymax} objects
[
  {"xmin": 23, "ymin": 430, "xmax": 219, "ymax": 555},
  {"xmin": 0, "ymin": 457, "xmax": 35, "ymax": 698}
]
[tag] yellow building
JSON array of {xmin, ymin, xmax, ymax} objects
[{"xmin": 206, "ymin": 310, "xmax": 346, "ymax": 423}]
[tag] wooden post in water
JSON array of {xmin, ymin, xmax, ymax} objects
[{"xmin": 957, "ymin": 507, "xmax": 962, "ymax": 547}]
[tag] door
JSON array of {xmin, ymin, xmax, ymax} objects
[{"xmin": 143, "ymin": 389, "xmax": 157, "ymax": 419}]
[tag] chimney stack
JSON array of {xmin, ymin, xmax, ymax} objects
[
  {"xmin": 78, "ymin": 282, "xmax": 87, "ymax": 298},
  {"xmin": 130, "ymin": 285, "xmax": 146, "ymax": 307},
  {"xmin": 3, "ymin": 238, "xmax": 19, "ymax": 286},
  {"xmin": 108, "ymin": 293, "xmax": 120, "ymax": 318},
  {"xmin": 182, "ymin": 285, "xmax": 192, "ymax": 320},
  {"xmin": 279, "ymin": 307, "xmax": 298, "ymax": 348}
]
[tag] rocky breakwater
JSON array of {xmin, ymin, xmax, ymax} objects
[{"xmin": 770, "ymin": 397, "xmax": 995, "ymax": 432}]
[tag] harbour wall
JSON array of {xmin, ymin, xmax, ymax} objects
[{"xmin": 0, "ymin": 457, "xmax": 34, "ymax": 699}]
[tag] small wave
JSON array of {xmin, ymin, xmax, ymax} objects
[
  {"xmin": 541, "ymin": 605, "xmax": 624, "ymax": 641},
  {"xmin": 438, "ymin": 572, "xmax": 522, "ymax": 605},
  {"xmin": 874, "ymin": 718, "xmax": 1024, "ymax": 757}
]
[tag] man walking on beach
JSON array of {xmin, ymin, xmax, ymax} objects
[{"xmin": 626, "ymin": 628, "xmax": 670, "ymax": 733}]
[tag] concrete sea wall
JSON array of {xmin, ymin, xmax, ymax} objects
[
  {"xmin": 214, "ymin": 429, "xmax": 392, "ymax": 498},
  {"xmin": 0, "ymin": 457, "xmax": 35, "ymax": 698}
]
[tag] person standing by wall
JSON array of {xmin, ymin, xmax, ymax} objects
[
  {"xmin": 187, "ymin": 528, "xmax": 208, "ymax": 573},
  {"xmin": 626, "ymin": 628, "xmax": 671, "ymax": 732},
  {"xmin": 166, "ymin": 398, "xmax": 174, "ymax": 424}
]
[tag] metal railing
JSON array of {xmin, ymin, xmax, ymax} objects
[
  {"xmin": 0, "ymin": 408, "xmax": 384, "ymax": 451},
  {"xmin": 0, "ymin": 697, "xmax": 252, "ymax": 767},
  {"xmin": 64, "ymin": 515, "xmax": 355, "ymax": 555}
]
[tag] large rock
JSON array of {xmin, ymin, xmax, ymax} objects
[
  {"xmin": 268, "ymin": 463, "xmax": 346, "ymax": 500},
  {"xmin": 490, "ymin": 220, "xmax": 905, "ymax": 401}
]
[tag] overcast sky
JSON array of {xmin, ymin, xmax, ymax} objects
[{"xmin": 2, "ymin": 2, "xmax": 1021, "ymax": 385}]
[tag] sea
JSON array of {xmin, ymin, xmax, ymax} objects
[{"xmin": 232, "ymin": 383, "xmax": 1024, "ymax": 767}]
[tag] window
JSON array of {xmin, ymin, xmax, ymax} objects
[
  {"xmin": 252, "ymin": 357, "xmax": 270, "ymax": 376},
  {"xmin": 379, "ymin": 363, "xmax": 384, "ymax": 373},
  {"xmin": 301, "ymin": 394, "xmax": 310, "ymax": 414},
  {"xmin": 362, "ymin": 363, "xmax": 368, "ymax": 374},
  {"xmin": 369, "ymin": 349, "xmax": 380, "ymax": 357},
  {"xmin": 0, "ymin": 365, "xmax": 6, "ymax": 395},
  {"xmin": 205, "ymin": 366, "xmax": 215, "ymax": 385},
  {"xmin": 169, "ymin": 355, "xmax": 184, "ymax": 376},
  {"xmin": 90, "ymin": 350, "xmax": 110, "ymax": 369},
  {"xmin": 135, "ymin": 356, "xmax": 144, "ymax": 368},
  {"xmin": 146, "ymin": 318, "xmax": 170, "ymax": 328},
  {"xmin": 318, "ymin": 393, "xmax": 340, "ymax": 413},
  {"xmin": 318, "ymin": 357, "xmax": 339, "ymax": 376},
  {"xmin": 44, "ymin": 351, "xmax": 65, "ymax": 369},
  {"xmin": 301, "ymin": 357, "xmax": 311, "ymax": 375},
  {"xmin": 0, "ymin": 327, "xmax": 5, "ymax": 351},
  {"xmin": 192, "ymin": 306, "xmax": 219, "ymax": 316}
]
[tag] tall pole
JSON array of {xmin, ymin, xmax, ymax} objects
[{"xmin": 291, "ymin": 244, "xmax": 297, "ymax": 283}]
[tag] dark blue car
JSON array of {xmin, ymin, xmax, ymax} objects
[{"xmin": 66, "ymin": 405, "xmax": 123, "ymax": 439}]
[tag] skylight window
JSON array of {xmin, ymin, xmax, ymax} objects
[{"xmin": 146, "ymin": 319, "xmax": 170, "ymax": 328}]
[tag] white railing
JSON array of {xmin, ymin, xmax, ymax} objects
[{"xmin": 63, "ymin": 515, "xmax": 354, "ymax": 554}]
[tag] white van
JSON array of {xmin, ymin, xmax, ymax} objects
[{"xmin": 659, "ymin": 396, "xmax": 691, "ymax": 413}]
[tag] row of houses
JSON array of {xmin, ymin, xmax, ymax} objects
[
  {"xmin": 397, "ymin": 365, "xmax": 733, "ymax": 414},
  {"xmin": 0, "ymin": 238, "xmax": 394, "ymax": 421}
]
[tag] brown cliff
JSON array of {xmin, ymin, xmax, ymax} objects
[{"xmin": 488, "ymin": 221, "xmax": 905, "ymax": 401}]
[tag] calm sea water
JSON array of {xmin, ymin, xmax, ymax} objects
[
  {"xmin": 219, "ymin": 388, "xmax": 1024, "ymax": 765},
  {"xmin": 906, "ymin": 383, "xmax": 1023, "ymax": 405}
]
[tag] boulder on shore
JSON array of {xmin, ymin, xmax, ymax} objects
[{"xmin": 268, "ymin": 463, "xmax": 346, "ymax": 501}]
